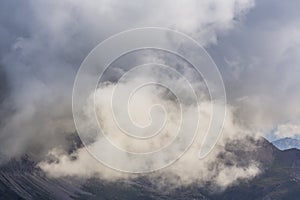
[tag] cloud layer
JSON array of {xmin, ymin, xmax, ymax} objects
[
  {"xmin": 39, "ymin": 77, "xmax": 260, "ymax": 188},
  {"xmin": 0, "ymin": 0, "xmax": 254, "ymax": 161},
  {"xmin": 1, "ymin": 0, "xmax": 300, "ymax": 190}
]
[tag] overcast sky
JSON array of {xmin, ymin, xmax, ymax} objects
[{"xmin": 0, "ymin": 0, "xmax": 299, "ymax": 174}]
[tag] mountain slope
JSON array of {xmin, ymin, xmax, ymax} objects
[
  {"xmin": 0, "ymin": 156, "xmax": 90, "ymax": 200},
  {"xmin": 209, "ymin": 148, "xmax": 300, "ymax": 200},
  {"xmin": 1, "ymin": 138, "xmax": 300, "ymax": 200}
]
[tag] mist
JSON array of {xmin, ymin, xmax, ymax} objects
[{"xmin": 1, "ymin": 0, "xmax": 300, "ymax": 191}]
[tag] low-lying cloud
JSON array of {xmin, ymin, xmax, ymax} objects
[
  {"xmin": 2, "ymin": 0, "xmax": 300, "ymax": 191},
  {"xmin": 39, "ymin": 72, "xmax": 261, "ymax": 188}
]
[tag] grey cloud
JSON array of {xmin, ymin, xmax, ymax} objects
[
  {"xmin": 1, "ymin": 0, "xmax": 296, "ymax": 190},
  {"xmin": 208, "ymin": 0, "xmax": 300, "ymax": 132},
  {"xmin": 0, "ymin": 0, "xmax": 253, "ymax": 160}
]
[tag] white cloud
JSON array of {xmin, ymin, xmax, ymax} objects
[
  {"xmin": 39, "ymin": 77, "xmax": 261, "ymax": 188},
  {"xmin": 0, "ymin": 0, "xmax": 269, "ymax": 190},
  {"xmin": 0, "ymin": 0, "xmax": 255, "ymax": 161},
  {"xmin": 274, "ymin": 122, "xmax": 300, "ymax": 138}
]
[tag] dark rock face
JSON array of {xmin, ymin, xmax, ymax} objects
[
  {"xmin": 209, "ymin": 140, "xmax": 300, "ymax": 200},
  {"xmin": 0, "ymin": 155, "xmax": 89, "ymax": 200},
  {"xmin": 1, "ymin": 138, "xmax": 300, "ymax": 200},
  {"xmin": 223, "ymin": 137, "xmax": 278, "ymax": 170}
]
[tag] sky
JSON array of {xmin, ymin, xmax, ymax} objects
[{"xmin": 0, "ymin": 0, "xmax": 300, "ymax": 189}]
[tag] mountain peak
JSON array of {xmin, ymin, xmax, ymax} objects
[{"xmin": 272, "ymin": 137, "xmax": 300, "ymax": 150}]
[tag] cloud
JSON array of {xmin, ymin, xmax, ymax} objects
[
  {"xmin": 38, "ymin": 74, "xmax": 261, "ymax": 189},
  {"xmin": 0, "ymin": 0, "xmax": 254, "ymax": 161},
  {"xmin": 3, "ymin": 0, "xmax": 293, "ymax": 190},
  {"xmin": 274, "ymin": 121, "xmax": 300, "ymax": 139},
  {"xmin": 2, "ymin": 0, "xmax": 299, "ymax": 193},
  {"xmin": 207, "ymin": 0, "xmax": 300, "ymax": 133}
]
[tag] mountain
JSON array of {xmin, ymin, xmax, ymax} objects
[
  {"xmin": 209, "ymin": 148, "xmax": 300, "ymax": 199},
  {"xmin": 0, "ymin": 155, "xmax": 90, "ymax": 200},
  {"xmin": 272, "ymin": 137, "xmax": 300, "ymax": 150},
  {"xmin": 1, "ymin": 138, "xmax": 300, "ymax": 200}
]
